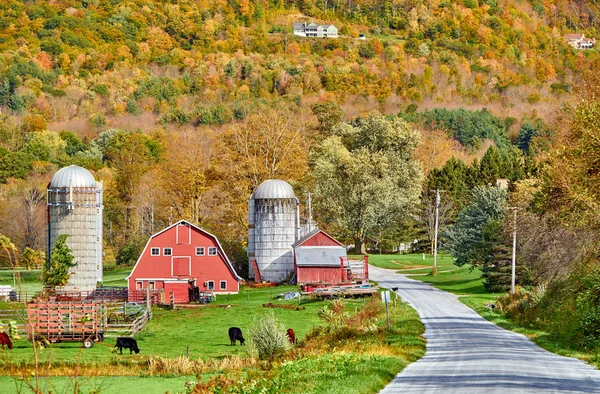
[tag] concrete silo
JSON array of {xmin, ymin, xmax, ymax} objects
[
  {"xmin": 247, "ymin": 180, "xmax": 299, "ymax": 282},
  {"xmin": 47, "ymin": 165, "xmax": 103, "ymax": 291}
]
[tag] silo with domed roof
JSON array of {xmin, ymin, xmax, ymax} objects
[
  {"xmin": 247, "ymin": 179, "xmax": 299, "ymax": 282},
  {"xmin": 47, "ymin": 165, "xmax": 103, "ymax": 291}
]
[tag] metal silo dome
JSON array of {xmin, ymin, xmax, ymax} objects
[
  {"xmin": 253, "ymin": 179, "xmax": 296, "ymax": 199},
  {"xmin": 50, "ymin": 165, "xmax": 97, "ymax": 188}
]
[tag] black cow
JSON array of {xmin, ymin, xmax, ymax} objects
[
  {"xmin": 228, "ymin": 327, "xmax": 245, "ymax": 346},
  {"xmin": 115, "ymin": 337, "xmax": 140, "ymax": 354}
]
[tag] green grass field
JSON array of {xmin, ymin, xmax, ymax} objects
[
  {"xmin": 0, "ymin": 260, "xmax": 430, "ymax": 394},
  {"xmin": 0, "ymin": 284, "xmax": 325, "ymax": 363},
  {"xmin": 0, "ymin": 375, "xmax": 196, "ymax": 394}
]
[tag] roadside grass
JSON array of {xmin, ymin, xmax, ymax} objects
[
  {"xmin": 193, "ymin": 297, "xmax": 425, "ymax": 394},
  {"xmin": 367, "ymin": 253, "xmax": 600, "ymax": 368}
]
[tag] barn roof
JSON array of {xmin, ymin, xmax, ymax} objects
[
  {"xmin": 292, "ymin": 228, "xmax": 345, "ymax": 248},
  {"xmin": 125, "ymin": 220, "xmax": 242, "ymax": 281}
]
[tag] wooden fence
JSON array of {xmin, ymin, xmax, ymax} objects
[
  {"xmin": 1, "ymin": 301, "xmax": 153, "ymax": 339},
  {"xmin": 0, "ymin": 308, "xmax": 29, "ymax": 335}
]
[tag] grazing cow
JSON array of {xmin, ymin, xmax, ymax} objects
[
  {"xmin": 0, "ymin": 332, "xmax": 12, "ymax": 349},
  {"xmin": 115, "ymin": 337, "xmax": 140, "ymax": 354},
  {"xmin": 286, "ymin": 328, "xmax": 296, "ymax": 345},
  {"xmin": 228, "ymin": 327, "xmax": 245, "ymax": 346}
]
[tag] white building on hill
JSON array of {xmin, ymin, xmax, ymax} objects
[{"xmin": 293, "ymin": 22, "xmax": 338, "ymax": 38}]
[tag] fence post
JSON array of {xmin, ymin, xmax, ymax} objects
[{"xmin": 170, "ymin": 292, "xmax": 175, "ymax": 309}]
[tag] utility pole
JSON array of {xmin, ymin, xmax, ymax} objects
[
  {"xmin": 433, "ymin": 189, "xmax": 440, "ymax": 276},
  {"xmin": 510, "ymin": 207, "xmax": 518, "ymax": 294}
]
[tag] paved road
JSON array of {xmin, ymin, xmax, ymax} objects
[{"xmin": 370, "ymin": 266, "xmax": 600, "ymax": 393}]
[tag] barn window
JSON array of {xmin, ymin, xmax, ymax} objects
[
  {"xmin": 136, "ymin": 282, "xmax": 142, "ymax": 290},
  {"xmin": 208, "ymin": 247, "xmax": 217, "ymax": 256},
  {"xmin": 220, "ymin": 280, "xmax": 227, "ymax": 290},
  {"xmin": 151, "ymin": 248, "xmax": 160, "ymax": 256},
  {"xmin": 207, "ymin": 281, "xmax": 214, "ymax": 290},
  {"xmin": 163, "ymin": 248, "xmax": 172, "ymax": 256},
  {"xmin": 196, "ymin": 247, "xmax": 205, "ymax": 256},
  {"xmin": 148, "ymin": 281, "xmax": 155, "ymax": 289}
]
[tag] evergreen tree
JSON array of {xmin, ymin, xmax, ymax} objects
[
  {"xmin": 43, "ymin": 234, "xmax": 77, "ymax": 289},
  {"xmin": 443, "ymin": 185, "xmax": 507, "ymax": 268}
]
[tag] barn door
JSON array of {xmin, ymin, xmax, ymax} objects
[{"xmin": 172, "ymin": 257, "xmax": 191, "ymax": 276}]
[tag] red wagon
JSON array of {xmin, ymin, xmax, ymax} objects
[{"xmin": 27, "ymin": 302, "xmax": 105, "ymax": 348}]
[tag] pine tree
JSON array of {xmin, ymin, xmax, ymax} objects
[{"xmin": 43, "ymin": 234, "xmax": 77, "ymax": 289}]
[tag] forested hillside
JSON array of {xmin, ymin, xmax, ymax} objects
[{"xmin": 0, "ymin": 0, "xmax": 598, "ymax": 275}]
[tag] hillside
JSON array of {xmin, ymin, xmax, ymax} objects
[{"xmin": 0, "ymin": 0, "xmax": 598, "ymax": 267}]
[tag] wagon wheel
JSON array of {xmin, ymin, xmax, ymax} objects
[{"xmin": 83, "ymin": 338, "xmax": 94, "ymax": 348}]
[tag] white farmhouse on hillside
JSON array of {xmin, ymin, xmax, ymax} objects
[
  {"xmin": 564, "ymin": 33, "xmax": 596, "ymax": 49},
  {"xmin": 293, "ymin": 22, "xmax": 338, "ymax": 38}
]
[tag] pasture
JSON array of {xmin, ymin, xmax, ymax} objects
[{"xmin": 0, "ymin": 262, "xmax": 427, "ymax": 393}]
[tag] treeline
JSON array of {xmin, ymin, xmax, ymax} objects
[{"xmin": 0, "ymin": 0, "xmax": 596, "ymax": 132}]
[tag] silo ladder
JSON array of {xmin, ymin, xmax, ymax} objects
[{"xmin": 251, "ymin": 259, "xmax": 263, "ymax": 283}]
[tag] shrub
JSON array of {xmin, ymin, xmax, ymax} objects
[{"xmin": 248, "ymin": 310, "xmax": 290, "ymax": 359}]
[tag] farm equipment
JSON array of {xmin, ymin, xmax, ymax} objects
[{"xmin": 27, "ymin": 302, "xmax": 105, "ymax": 348}]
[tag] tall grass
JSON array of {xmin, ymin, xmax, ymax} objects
[{"xmin": 192, "ymin": 296, "xmax": 425, "ymax": 394}]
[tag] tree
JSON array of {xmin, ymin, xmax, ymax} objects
[
  {"xmin": 542, "ymin": 99, "xmax": 600, "ymax": 229},
  {"xmin": 214, "ymin": 107, "xmax": 311, "ymax": 236},
  {"xmin": 43, "ymin": 234, "xmax": 77, "ymax": 289},
  {"xmin": 20, "ymin": 247, "xmax": 45, "ymax": 270},
  {"xmin": 443, "ymin": 185, "xmax": 507, "ymax": 268},
  {"xmin": 311, "ymin": 112, "xmax": 422, "ymax": 253},
  {"xmin": 310, "ymin": 101, "xmax": 344, "ymax": 136},
  {"xmin": 104, "ymin": 130, "xmax": 162, "ymax": 239}
]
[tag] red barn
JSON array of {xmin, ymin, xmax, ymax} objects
[
  {"xmin": 293, "ymin": 229, "xmax": 350, "ymax": 285},
  {"xmin": 126, "ymin": 220, "xmax": 241, "ymax": 303}
]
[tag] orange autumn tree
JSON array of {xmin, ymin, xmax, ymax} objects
[{"xmin": 212, "ymin": 107, "xmax": 313, "ymax": 236}]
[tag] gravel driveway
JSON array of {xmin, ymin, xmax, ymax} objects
[{"xmin": 370, "ymin": 266, "xmax": 600, "ymax": 393}]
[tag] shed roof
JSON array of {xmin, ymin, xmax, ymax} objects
[
  {"xmin": 295, "ymin": 246, "xmax": 347, "ymax": 267},
  {"xmin": 50, "ymin": 165, "xmax": 97, "ymax": 188}
]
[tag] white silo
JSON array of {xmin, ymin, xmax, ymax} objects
[
  {"xmin": 248, "ymin": 179, "xmax": 299, "ymax": 282},
  {"xmin": 47, "ymin": 165, "xmax": 103, "ymax": 291}
]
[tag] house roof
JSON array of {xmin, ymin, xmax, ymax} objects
[
  {"xmin": 295, "ymin": 246, "xmax": 347, "ymax": 267},
  {"xmin": 564, "ymin": 33, "xmax": 584, "ymax": 40},
  {"xmin": 126, "ymin": 220, "xmax": 242, "ymax": 281},
  {"xmin": 293, "ymin": 23, "xmax": 305, "ymax": 29},
  {"xmin": 292, "ymin": 228, "xmax": 345, "ymax": 248}
]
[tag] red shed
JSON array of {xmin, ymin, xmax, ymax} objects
[
  {"xmin": 126, "ymin": 220, "xmax": 241, "ymax": 303},
  {"xmin": 293, "ymin": 229, "xmax": 350, "ymax": 285}
]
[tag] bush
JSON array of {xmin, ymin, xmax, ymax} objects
[{"xmin": 248, "ymin": 310, "xmax": 290, "ymax": 359}]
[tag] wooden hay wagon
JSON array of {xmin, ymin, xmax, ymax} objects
[{"xmin": 27, "ymin": 302, "xmax": 105, "ymax": 348}]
